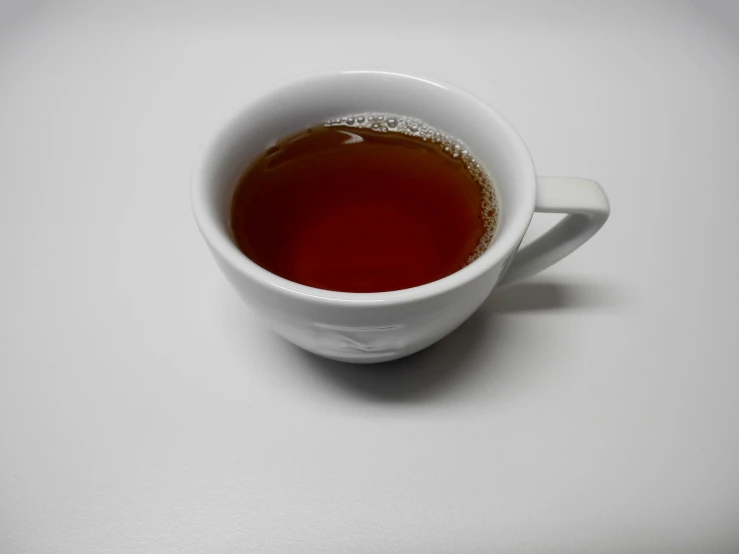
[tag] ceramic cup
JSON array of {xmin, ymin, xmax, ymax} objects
[{"xmin": 191, "ymin": 71, "xmax": 610, "ymax": 363}]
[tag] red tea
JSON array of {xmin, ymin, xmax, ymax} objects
[{"xmin": 230, "ymin": 115, "xmax": 497, "ymax": 293}]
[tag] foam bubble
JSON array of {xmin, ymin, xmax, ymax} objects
[{"xmin": 325, "ymin": 112, "xmax": 499, "ymax": 264}]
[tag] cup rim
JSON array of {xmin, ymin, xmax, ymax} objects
[{"xmin": 191, "ymin": 70, "xmax": 536, "ymax": 306}]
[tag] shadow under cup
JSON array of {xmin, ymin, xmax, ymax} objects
[{"xmin": 192, "ymin": 72, "xmax": 536, "ymax": 363}]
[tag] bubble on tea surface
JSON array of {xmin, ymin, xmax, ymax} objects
[{"xmin": 325, "ymin": 112, "xmax": 499, "ymax": 265}]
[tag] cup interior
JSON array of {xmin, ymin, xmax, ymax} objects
[{"xmin": 192, "ymin": 71, "xmax": 536, "ymax": 301}]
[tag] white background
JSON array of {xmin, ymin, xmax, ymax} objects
[{"xmin": 1, "ymin": 1, "xmax": 738, "ymax": 552}]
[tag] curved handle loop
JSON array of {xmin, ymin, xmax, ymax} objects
[{"xmin": 499, "ymin": 177, "xmax": 610, "ymax": 286}]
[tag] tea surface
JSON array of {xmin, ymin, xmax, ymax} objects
[{"xmin": 230, "ymin": 117, "xmax": 497, "ymax": 293}]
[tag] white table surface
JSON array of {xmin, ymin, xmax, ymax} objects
[{"xmin": 1, "ymin": 1, "xmax": 738, "ymax": 552}]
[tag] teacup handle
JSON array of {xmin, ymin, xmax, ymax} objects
[{"xmin": 498, "ymin": 177, "xmax": 610, "ymax": 286}]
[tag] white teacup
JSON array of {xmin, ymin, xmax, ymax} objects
[{"xmin": 191, "ymin": 71, "xmax": 609, "ymax": 363}]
